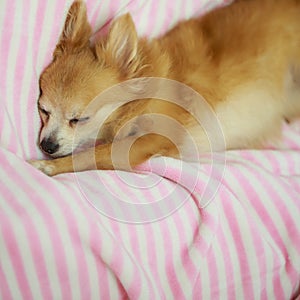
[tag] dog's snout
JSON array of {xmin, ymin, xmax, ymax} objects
[{"xmin": 40, "ymin": 138, "xmax": 59, "ymax": 155}]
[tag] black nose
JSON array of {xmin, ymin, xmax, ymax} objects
[{"xmin": 40, "ymin": 138, "xmax": 59, "ymax": 155}]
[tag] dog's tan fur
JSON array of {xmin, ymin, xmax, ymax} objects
[{"xmin": 30, "ymin": 0, "xmax": 300, "ymax": 176}]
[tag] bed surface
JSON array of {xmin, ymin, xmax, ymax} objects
[{"xmin": 0, "ymin": 0, "xmax": 299, "ymax": 299}]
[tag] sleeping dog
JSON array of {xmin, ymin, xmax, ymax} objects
[{"xmin": 30, "ymin": 0, "xmax": 300, "ymax": 175}]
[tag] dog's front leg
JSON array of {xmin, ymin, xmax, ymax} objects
[
  {"xmin": 29, "ymin": 156, "xmax": 74, "ymax": 176},
  {"xmin": 93, "ymin": 133, "xmax": 179, "ymax": 171},
  {"xmin": 29, "ymin": 145, "xmax": 104, "ymax": 176},
  {"xmin": 29, "ymin": 134, "xmax": 179, "ymax": 176},
  {"xmin": 73, "ymin": 133, "xmax": 178, "ymax": 172}
]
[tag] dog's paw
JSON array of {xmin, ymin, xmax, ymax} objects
[{"xmin": 28, "ymin": 159, "xmax": 56, "ymax": 176}]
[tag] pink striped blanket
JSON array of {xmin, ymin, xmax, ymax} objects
[{"xmin": 1, "ymin": 0, "xmax": 300, "ymax": 299}]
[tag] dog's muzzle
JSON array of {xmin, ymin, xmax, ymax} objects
[{"xmin": 40, "ymin": 138, "xmax": 59, "ymax": 155}]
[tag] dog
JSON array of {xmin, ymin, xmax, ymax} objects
[{"xmin": 30, "ymin": 0, "xmax": 300, "ymax": 176}]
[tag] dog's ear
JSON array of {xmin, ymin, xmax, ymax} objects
[
  {"xmin": 54, "ymin": 1, "xmax": 92, "ymax": 57},
  {"xmin": 104, "ymin": 14, "xmax": 140, "ymax": 77}
]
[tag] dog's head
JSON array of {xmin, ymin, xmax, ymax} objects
[{"xmin": 38, "ymin": 1, "xmax": 156, "ymax": 157}]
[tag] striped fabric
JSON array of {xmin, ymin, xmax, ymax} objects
[{"xmin": 0, "ymin": 0, "xmax": 300, "ymax": 299}]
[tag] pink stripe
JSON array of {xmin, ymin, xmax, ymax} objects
[
  {"xmin": 266, "ymin": 151, "xmax": 289, "ymax": 175},
  {"xmin": 88, "ymin": 1, "xmax": 102, "ymax": 28},
  {"xmin": 128, "ymin": 2, "xmax": 145, "ymax": 35},
  {"xmin": 279, "ymin": 152, "xmax": 295, "ymax": 176},
  {"xmin": 0, "ymin": 0, "xmax": 13, "ymax": 94},
  {"xmin": 177, "ymin": 207, "xmax": 199, "ymax": 285},
  {"xmin": 195, "ymin": 208, "xmax": 218, "ymax": 255},
  {"xmin": 1, "ymin": 185, "xmax": 53, "ymax": 299},
  {"xmin": 253, "ymin": 236, "xmax": 268, "ymax": 299},
  {"xmin": 282, "ymin": 123, "xmax": 300, "ymax": 150},
  {"xmin": 32, "ymin": 0, "xmax": 47, "ymax": 53},
  {"xmin": 94, "ymin": 0, "xmax": 124, "ymax": 36},
  {"xmin": 2, "ymin": 157, "xmax": 72, "ymax": 298},
  {"xmin": 44, "ymin": 180, "xmax": 93, "ymax": 300},
  {"xmin": 0, "ymin": 0, "xmax": 16, "ymax": 153},
  {"xmin": 88, "ymin": 221, "xmax": 111, "ymax": 299},
  {"xmin": 12, "ymin": 0, "xmax": 33, "ymax": 158},
  {"xmin": 161, "ymin": 221, "xmax": 186, "ymax": 299},
  {"xmin": 140, "ymin": 224, "xmax": 164, "ymax": 296},
  {"xmin": 98, "ymin": 172, "xmax": 147, "ymax": 221},
  {"xmin": 0, "ymin": 207, "xmax": 34, "ymax": 300},
  {"xmin": 144, "ymin": 0, "xmax": 162, "ymax": 37},
  {"xmin": 228, "ymin": 167, "xmax": 295, "ymax": 294},
  {"xmin": 216, "ymin": 216, "xmax": 236, "ymax": 299},
  {"xmin": 125, "ymin": 177, "xmax": 178, "ymax": 297},
  {"xmin": 53, "ymin": 187, "xmax": 93, "ymax": 299},
  {"xmin": 126, "ymin": 262, "xmax": 143, "ymax": 298},
  {"xmin": 0, "ymin": 257, "xmax": 13, "ymax": 300},
  {"xmin": 272, "ymin": 273, "xmax": 286, "ymax": 299},
  {"xmin": 4, "ymin": 156, "xmax": 111, "ymax": 299},
  {"xmin": 220, "ymin": 191, "xmax": 254, "ymax": 299},
  {"xmin": 284, "ymin": 137, "xmax": 300, "ymax": 150},
  {"xmin": 105, "ymin": 221, "xmax": 129, "ymax": 298},
  {"xmin": 208, "ymin": 250, "xmax": 220, "ymax": 299},
  {"xmin": 0, "ymin": 109, "xmax": 12, "ymax": 145},
  {"xmin": 108, "ymin": 0, "xmax": 120, "ymax": 18},
  {"xmin": 173, "ymin": 208, "xmax": 199, "ymax": 291},
  {"xmin": 111, "ymin": 220, "xmax": 158, "ymax": 299},
  {"xmin": 104, "ymin": 221, "xmax": 129, "ymax": 297},
  {"xmin": 243, "ymin": 165, "xmax": 300, "ymax": 256},
  {"xmin": 42, "ymin": 1, "xmax": 67, "ymax": 68},
  {"xmin": 0, "ymin": 1, "xmax": 9, "ymax": 133}
]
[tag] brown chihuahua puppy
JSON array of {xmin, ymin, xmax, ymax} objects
[{"xmin": 30, "ymin": 0, "xmax": 300, "ymax": 176}]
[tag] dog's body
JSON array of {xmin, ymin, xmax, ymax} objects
[{"xmin": 31, "ymin": 0, "xmax": 300, "ymax": 176}]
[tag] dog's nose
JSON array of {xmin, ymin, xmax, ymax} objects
[{"xmin": 40, "ymin": 138, "xmax": 59, "ymax": 155}]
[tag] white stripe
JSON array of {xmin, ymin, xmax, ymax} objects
[
  {"xmin": 210, "ymin": 242, "xmax": 228, "ymax": 300},
  {"xmin": 150, "ymin": 222, "xmax": 173, "ymax": 297},
  {"xmin": 218, "ymin": 200, "xmax": 245, "ymax": 297},
  {"xmin": 237, "ymin": 166, "xmax": 298, "ymax": 260},
  {"xmin": 117, "ymin": 242, "xmax": 144, "ymax": 298},
  {"xmin": 0, "ymin": 234, "xmax": 23, "ymax": 300},
  {"xmin": 35, "ymin": 0, "xmax": 63, "ymax": 72},
  {"xmin": 172, "ymin": 0, "xmax": 185, "ymax": 25},
  {"xmin": 229, "ymin": 191, "xmax": 262, "ymax": 297},
  {"xmin": 0, "ymin": 184, "xmax": 45, "ymax": 299},
  {"xmin": 226, "ymin": 164, "xmax": 300, "ymax": 292},
  {"xmin": 1, "ymin": 164, "xmax": 64, "ymax": 298},
  {"xmin": 198, "ymin": 257, "xmax": 211, "ymax": 299},
  {"xmin": 93, "ymin": 0, "xmax": 112, "ymax": 30},
  {"xmin": 4, "ymin": 1, "xmax": 23, "ymax": 156},
  {"xmin": 263, "ymin": 241, "xmax": 277, "ymax": 299},
  {"xmin": 184, "ymin": 0, "xmax": 197, "ymax": 19},
  {"xmin": 166, "ymin": 215, "xmax": 193, "ymax": 296},
  {"xmin": 149, "ymin": 0, "xmax": 169, "ymax": 38},
  {"xmin": 76, "ymin": 232, "xmax": 100, "ymax": 299},
  {"xmin": 127, "ymin": 0, "xmax": 149, "ymax": 36},
  {"xmin": 98, "ymin": 221, "xmax": 125, "ymax": 299},
  {"xmin": 50, "ymin": 183, "xmax": 89, "ymax": 299},
  {"xmin": 224, "ymin": 168, "xmax": 285, "ymax": 261},
  {"xmin": 19, "ymin": 1, "xmax": 39, "ymax": 157},
  {"xmin": 0, "ymin": 113, "xmax": 13, "ymax": 152},
  {"xmin": 16, "ymin": 162, "xmax": 83, "ymax": 299},
  {"xmin": 135, "ymin": 0, "xmax": 154, "ymax": 37},
  {"xmin": 133, "ymin": 224, "xmax": 163, "ymax": 295}
]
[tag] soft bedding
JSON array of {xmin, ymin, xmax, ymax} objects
[{"xmin": 0, "ymin": 0, "xmax": 300, "ymax": 299}]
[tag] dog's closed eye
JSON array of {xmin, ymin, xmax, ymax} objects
[
  {"xmin": 38, "ymin": 106, "xmax": 50, "ymax": 124},
  {"xmin": 40, "ymin": 108, "xmax": 50, "ymax": 116},
  {"xmin": 38, "ymin": 100, "xmax": 50, "ymax": 115},
  {"xmin": 69, "ymin": 117, "xmax": 90, "ymax": 126}
]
